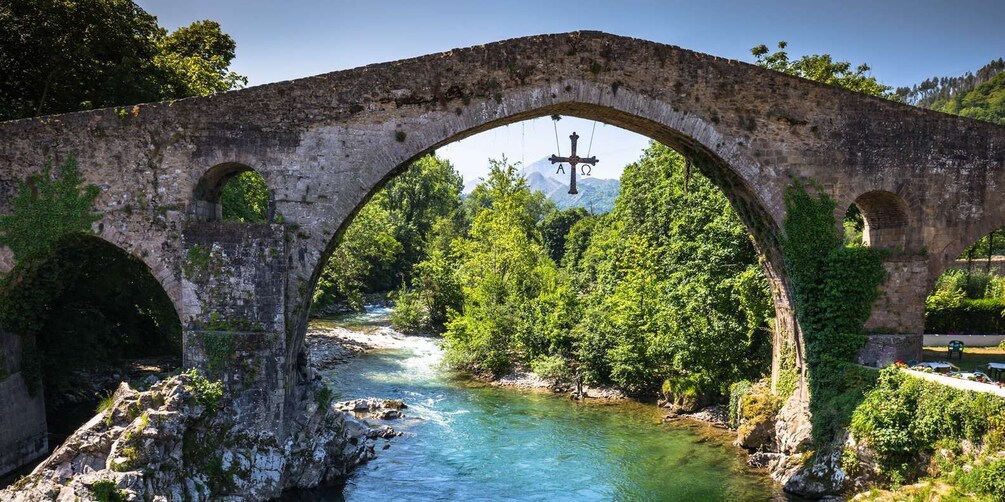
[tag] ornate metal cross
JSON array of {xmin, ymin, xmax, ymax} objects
[{"xmin": 549, "ymin": 132, "xmax": 598, "ymax": 195}]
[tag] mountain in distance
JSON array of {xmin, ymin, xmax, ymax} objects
[{"xmin": 462, "ymin": 157, "xmax": 621, "ymax": 214}]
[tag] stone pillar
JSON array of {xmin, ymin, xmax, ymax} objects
[
  {"xmin": 181, "ymin": 223, "xmax": 288, "ymax": 432},
  {"xmin": 857, "ymin": 255, "xmax": 928, "ymax": 367},
  {"xmin": 0, "ymin": 329, "xmax": 48, "ymax": 476}
]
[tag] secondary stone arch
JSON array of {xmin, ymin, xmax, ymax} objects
[
  {"xmin": 852, "ymin": 189, "xmax": 912, "ymax": 250},
  {"xmin": 190, "ymin": 161, "xmax": 273, "ymax": 222}
]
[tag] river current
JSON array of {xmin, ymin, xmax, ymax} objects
[{"xmin": 307, "ymin": 308, "xmax": 787, "ymax": 501}]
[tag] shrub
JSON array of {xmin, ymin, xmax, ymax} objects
[
  {"xmin": 91, "ymin": 479, "xmax": 126, "ymax": 502},
  {"xmin": 925, "ymin": 298, "xmax": 1005, "ymax": 334},
  {"xmin": 390, "ymin": 287, "xmax": 426, "ymax": 333},
  {"xmin": 736, "ymin": 381, "xmax": 782, "ymax": 438},
  {"xmin": 965, "ymin": 457, "xmax": 1005, "ymax": 502},
  {"xmin": 850, "ymin": 367, "xmax": 1005, "ymax": 482},
  {"xmin": 182, "ymin": 369, "xmax": 224, "ymax": 414},
  {"xmin": 728, "ymin": 379, "xmax": 753, "ymax": 428},
  {"xmin": 530, "ymin": 354, "xmax": 571, "ymax": 383}
]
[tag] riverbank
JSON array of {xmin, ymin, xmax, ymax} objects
[{"xmin": 307, "ymin": 323, "xmax": 733, "ymax": 428}]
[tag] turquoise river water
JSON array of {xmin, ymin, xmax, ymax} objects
[{"xmin": 301, "ymin": 309, "xmax": 790, "ymax": 501}]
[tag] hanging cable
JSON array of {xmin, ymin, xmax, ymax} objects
[
  {"xmin": 552, "ymin": 116, "xmax": 565, "ymax": 174},
  {"xmin": 587, "ymin": 120, "xmax": 597, "ymax": 157},
  {"xmin": 521, "ymin": 121, "xmax": 525, "ymax": 166}
]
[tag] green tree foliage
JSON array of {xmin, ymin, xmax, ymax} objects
[
  {"xmin": 437, "ymin": 146, "xmax": 773, "ymax": 399},
  {"xmin": 443, "ymin": 159, "xmax": 557, "ymax": 375},
  {"xmin": 0, "ymin": 158, "xmax": 100, "ymax": 260},
  {"xmin": 464, "ymin": 158, "xmax": 555, "ymax": 231},
  {"xmin": 566, "ymin": 145, "xmax": 772, "ymax": 396},
  {"xmin": 315, "ymin": 202, "xmax": 402, "ymax": 311},
  {"xmin": 929, "ymin": 71, "xmax": 1005, "ymax": 124},
  {"xmin": 896, "ymin": 58, "xmax": 1005, "ymax": 118},
  {"xmin": 154, "ymin": 20, "xmax": 247, "ymax": 98},
  {"xmin": 0, "ymin": 0, "xmax": 245, "ymax": 120},
  {"xmin": 539, "ymin": 208, "xmax": 588, "ymax": 263},
  {"xmin": 381, "ymin": 155, "xmax": 464, "ymax": 278},
  {"xmin": 220, "ymin": 171, "xmax": 269, "ymax": 223},
  {"xmin": 751, "ymin": 42, "xmax": 894, "ymax": 99},
  {"xmin": 850, "ymin": 367, "xmax": 1005, "ymax": 487},
  {"xmin": 314, "ymin": 154, "xmax": 462, "ymax": 310}
]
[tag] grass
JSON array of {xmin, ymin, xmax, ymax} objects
[
  {"xmin": 96, "ymin": 391, "xmax": 116, "ymax": 414},
  {"xmin": 923, "ymin": 346, "xmax": 1005, "ymax": 370}
]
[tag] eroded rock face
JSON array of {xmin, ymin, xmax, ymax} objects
[
  {"xmin": 771, "ymin": 447, "xmax": 847, "ymax": 499},
  {"xmin": 1, "ymin": 372, "xmax": 391, "ymax": 501},
  {"xmin": 774, "ymin": 385, "xmax": 813, "ymax": 455}
]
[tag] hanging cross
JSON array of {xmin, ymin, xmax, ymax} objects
[{"xmin": 549, "ymin": 132, "xmax": 598, "ymax": 195}]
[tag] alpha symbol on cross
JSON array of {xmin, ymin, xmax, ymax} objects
[{"xmin": 549, "ymin": 132, "xmax": 598, "ymax": 195}]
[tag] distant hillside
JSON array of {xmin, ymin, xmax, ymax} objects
[
  {"xmin": 463, "ymin": 157, "xmax": 621, "ymax": 214},
  {"xmin": 899, "ymin": 58, "xmax": 1005, "ymax": 124}
]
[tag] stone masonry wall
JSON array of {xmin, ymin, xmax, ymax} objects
[
  {"xmin": 0, "ymin": 328, "xmax": 47, "ymax": 476},
  {"xmin": 857, "ymin": 256, "xmax": 929, "ymax": 366},
  {"xmin": 181, "ymin": 223, "xmax": 288, "ymax": 431}
]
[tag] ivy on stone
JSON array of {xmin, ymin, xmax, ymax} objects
[
  {"xmin": 0, "ymin": 157, "xmax": 100, "ymax": 261},
  {"xmin": 780, "ymin": 181, "xmax": 886, "ymax": 443}
]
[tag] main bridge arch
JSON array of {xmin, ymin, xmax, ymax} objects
[
  {"xmin": 292, "ymin": 95, "xmax": 800, "ymax": 393},
  {"xmin": 1, "ymin": 31, "xmax": 1004, "ymax": 441}
]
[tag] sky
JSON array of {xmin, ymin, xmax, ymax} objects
[{"xmin": 138, "ymin": 0, "xmax": 1005, "ymax": 182}]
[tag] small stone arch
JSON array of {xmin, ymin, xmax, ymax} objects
[
  {"xmin": 189, "ymin": 162, "xmax": 273, "ymax": 222},
  {"xmin": 852, "ymin": 190, "xmax": 910, "ymax": 250}
]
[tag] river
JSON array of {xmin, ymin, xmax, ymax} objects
[{"xmin": 305, "ymin": 308, "xmax": 789, "ymax": 501}]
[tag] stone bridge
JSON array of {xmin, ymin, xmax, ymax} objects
[{"xmin": 1, "ymin": 31, "xmax": 1004, "ymax": 475}]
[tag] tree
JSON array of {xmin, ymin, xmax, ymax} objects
[
  {"xmin": 314, "ymin": 154, "xmax": 463, "ymax": 310},
  {"xmin": 751, "ymin": 42, "xmax": 894, "ymax": 99},
  {"xmin": 221, "ymin": 171, "xmax": 269, "ymax": 223},
  {"xmin": 0, "ymin": 0, "xmax": 245, "ymax": 121},
  {"xmin": 443, "ymin": 159, "xmax": 557, "ymax": 375},
  {"xmin": 155, "ymin": 20, "xmax": 246, "ymax": 97},
  {"xmin": 314, "ymin": 202, "xmax": 402, "ymax": 311},
  {"xmin": 539, "ymin": 208, "xmax": 588, "ymax": 263},
  {"xmin": 380, "ymin": 155, "xmax": 463, "ymax": 280},
  {"xmin": 567, "ymin": 144, "xmax": 773, "ymax": 396}
]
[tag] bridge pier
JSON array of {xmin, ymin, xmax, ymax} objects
[
  {"xmin": 181, "ymin": 223, "xmax": 289, "ymax": 432},
  {"xmin": 857, "ymin": 255, "xmax": 928, "ymax": 367}
]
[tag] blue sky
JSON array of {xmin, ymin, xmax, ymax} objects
[{"xmin": 138, "ymin": 0, "xmax": 1005, "ymax": 182}]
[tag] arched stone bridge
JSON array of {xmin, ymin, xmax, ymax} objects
[{"xmin": 1, "ymin": 32, "xmax": 1004, "ymax": 472}]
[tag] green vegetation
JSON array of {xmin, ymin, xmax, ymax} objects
[
  {"xmin": 201, "ymin": 332, "xmax": 234, "ymax": 374},
  {"xmin": 403, "ymin": 145, "xmax": 774, "ymax": 401},
  {"xmin": 91, "ymin": 479, "xmax": 127, "ymax": 502},
  {"xmin": 926, "ymin": 269, "xmax": 1005, "ymax": 334},
  {"xmin": 221, "ymin": 171, "xmax": 269, "ymax": 223},
  {"xmin": 897, "ymin": 58, "xmax": 1005, "ymax": 124},
  {"xmin": 849, "ymin": 367, "xmax": 1005, "ymax": 496},
  {"xmin": 315, "ymin": 154, "xmax": 463, "ymax": 312},
  {"xmin": 0, "ymin": 158, "xmax": 100, "ymax": 261},
  {"xmin": 183, "ymin": 369, "xmax": 224, "ymax": 414},
  {"xmin": 0, "ymin": 159, "xmax": 181, "ymax": 399},
  {"xmin": 0, "ymin": 1, "xmax": 245, "ymax": 120},
  {"xmin": 779, "ymin": 182, "xmax": 886, "ymax": 443},
  {"xmin": 96, "ymin": 391, "xmax": 116, "ymax": 415},
  {"xmin": 751, "ymin": 41, "xmax": 895, "ymax": 98}
]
